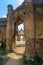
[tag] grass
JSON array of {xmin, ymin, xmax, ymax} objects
[
  {"xmin": 0, "ymin": 42, "xmax": 7, "ymax": 65},
  {"xmin": 0, "ymin": 49, "xmax": 7, "ymax": 65},
  {"xmin": 23, "ymin": 55, "xmax": 43, "ymax": 65},
  {"xmin": 0, "ymin": 56, "xmax": 3, "ymax": 65}
]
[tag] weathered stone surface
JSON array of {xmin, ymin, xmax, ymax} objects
[
  {"xmin": 6, "ymin": 5, "xmax": 13, "ymax": 52},
  {"xmin": 36, "ymin": 38, "xmax": 43, "ymax": 55},
  {"xmin": 0, "ymin": 0, "xmax": 43, "ymax": 58}
]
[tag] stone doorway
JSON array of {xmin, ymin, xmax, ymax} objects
[
  {"xmin": 15, "ymin": 20, "xmax": 25, "ymax": 47},
  {"xmin": 12, "ymin": 20, "xmax": 25, "ymax": 55}
]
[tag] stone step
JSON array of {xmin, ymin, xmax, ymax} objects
[{"xmin": 13, "ymin": 47, "xmax": 25, "ymax": 55}]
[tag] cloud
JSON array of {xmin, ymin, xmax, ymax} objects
[
  {"xmin": 18, "ymin": 0, "xmax": 24, "ymax": 5},
  {"xmin": 3, "ymin": 15, "xmax": 7, "ymax": 18},
  {"xmin": 18, "ymin": 23, "xmax": 24, "ymax": 31}
]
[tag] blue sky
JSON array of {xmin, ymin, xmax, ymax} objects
[
  {"xmin": 0, "ymin": 0, "xmax": 43, "ymax": 18},
  {"xmin": 0, "ymin": 0, "xmax": 24, "ymax": 18},
  {"xmin": 0, "ymin": 0, "xmax": 24, "ymax": 30}
]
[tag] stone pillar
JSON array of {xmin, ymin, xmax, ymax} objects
[
  {"xmin": 6, "ymin": 5, "xmax": 13, "ymax": 52},
  {"xmin": 15, "ymin": 22, "xmax": 18, "ymax": 39},
  {"xmin": 12, "ymin": 17, "xmax": 14, "ymax": 35},
  {"xmin": 11, "ymin": 16, "xmax": 14, "ymax": 44}
]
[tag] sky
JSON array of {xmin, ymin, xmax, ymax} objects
[
  {"xmin": 18, "ymin": 23, "xmax": 24, "ymax": 31},
  {"xmin": 0, "ymin": 0, "xmax": 43, "ymax": 30},
  {"xmin": 0, "ymin": 0, "xmax": 24, "ymax": 18},
  {"xmin": 0, "ymin": 0, "xmax": 24, "ymax": 30},
  {"xmin": 0, "ymin": 0, "xmax": 43, "ymax": 18}
]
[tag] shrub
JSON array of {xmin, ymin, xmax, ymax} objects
[
  {"xmin": 1, "ymin": 42, "xmax": 6, "ymax": 50},
  {"xmin": 23, "ymin": 55, "xmax": 43, "ymax": 65},
  {"xmin": 34, "ymin": 55, "xmax": 43, "ymax": 65},
  {"xmin": 23, "ymin": 55, "xmax": 27, "ymax": 64},
  {"xmin": 27, "ymin": 59, "xmax": 34, "ymax": 65},
  {"xmin": 0, "ymin": 56, "xmax": 3, "ymax": 65}
]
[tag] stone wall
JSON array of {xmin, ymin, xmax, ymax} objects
[
  {"xmin": 36, "ymin": 6, "xmax": 43, "ymax": 55},
  {"xmin": 1, "ymin": 2, "xmax": 43, "ymax": 57},
  {"xmin": 0, "ymin": 27, "xmax": 6, "ymax": 43},
  {"xmin": 23, "ymin": 7, "xmax": 35, "ymax": 57},
  {"xmin": 24, "ymin": 5, "xmax": 43, "ymax": 57}
]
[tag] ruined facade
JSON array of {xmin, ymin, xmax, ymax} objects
[
  {"xmin": 0, "ymin": 0, "xmax": 43, "ymax": 58},
  {"xmin": 0, "ymin": 18, "xmax": 7, "ymax": 43}
]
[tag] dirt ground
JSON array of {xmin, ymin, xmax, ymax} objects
[{"xmin": 5, "ymin": 47, "xmax": 25, "ymax": 65}]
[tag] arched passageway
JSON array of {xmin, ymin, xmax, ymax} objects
[
  {"xmin": 12, "ymin": 19, "xmax": 25, "ymax": 55},
  {"xmin": 15, "ymin": 22, "xmax": 25, "ymax": 46}
]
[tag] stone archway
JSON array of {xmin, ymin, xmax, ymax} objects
[
  {"xmin": 15, "ymin": 21, "xmax": 25, "ymax": 45},
  {"xmin": 12, "ymin": 16, "xmax": 25, "ymax": 55},
  {"xmin": 6, "ymin": 4, "xmax": 35, "ymax": 57}
]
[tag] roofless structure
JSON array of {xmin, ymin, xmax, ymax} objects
[{"xmin": 0, "ymin": 0, "xmax": 43, "ymax": 58}]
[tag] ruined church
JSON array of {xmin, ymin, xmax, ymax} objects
[{"xmin": 0, "ymin": 0, "xmax": 43, "ymax": 58}]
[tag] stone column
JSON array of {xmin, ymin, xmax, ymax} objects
[
  {"xmin": 6, "ymin": 5, "xmax": 13, "ymax": 52},
  {"xmin": 15, "ymin": 22, "xmax": 18, "ymax": 40},
  {"xmin": 12, "ymin": 17, "xmax": 14, "ymax": 36},
  {"xmin": 11, "ymin": 16, "xmax": 15, "ymax": 45}
]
